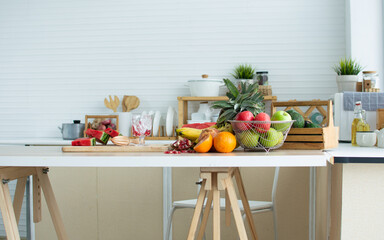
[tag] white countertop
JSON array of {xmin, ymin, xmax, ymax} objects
[
  {"xmin": 0, "ymin": 146, "xmax": 329, "ymax": 167},
  {"xmin": 326, "ymin": 143, "xmax": 384, "ymax": 158}
]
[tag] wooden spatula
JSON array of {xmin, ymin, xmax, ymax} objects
[
  {"xmin": 104, "ymin": 95, "xmax": 120, "ymax": 112},
  {"xmin": 122, "ymin": 96, "xmax": 140, "ymax": 112}
]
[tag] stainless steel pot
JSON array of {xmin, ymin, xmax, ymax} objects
[{"xmin": 58, "ymin": 120, "xmax": 85, "ymax": 140}]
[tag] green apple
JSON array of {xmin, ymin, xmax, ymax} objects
[
  {"xmin": 238, "ymin": 130, "xmax": 259, "ymax": 148},
  {"xmin": 271, "ymin": 111, "xmax": 292, "ymax": 132},
  {"xmin": 276, "ymin": 131, "xmax": 284, "ymax": 145},
  {"xmin": 260, "ymin": 128, "xmax": 279, "ymax": 147}
]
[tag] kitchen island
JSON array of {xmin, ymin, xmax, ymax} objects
[{"xmin": 0, "ymin": 145, "xmax": 330, "ymax": 240}]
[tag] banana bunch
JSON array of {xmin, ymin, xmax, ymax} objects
[{"xmin": 175, "ymin": 128, "xmax": 202, "ymax": 142}]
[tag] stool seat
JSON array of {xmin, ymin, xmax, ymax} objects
[{"xmin": 173, "ymin": 199, "xmax": 273, "ymax": 212}]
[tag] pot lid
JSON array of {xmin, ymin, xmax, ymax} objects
[{"xmin": 188, "ymin": 74, "xmax": 223, "ymax": 83}]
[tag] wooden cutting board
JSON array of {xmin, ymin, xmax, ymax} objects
[{"xmin": 62, "ymin": 144, "xmax": 170, "ymax": 152}]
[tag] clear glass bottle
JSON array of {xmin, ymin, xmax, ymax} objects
[
  {"xmin": 256, "ymin": 71, "xmax": 269, "ymax": 85},
  {"xmin": 351, "ymin": 101, "xmax": 370, "ymax": 145},
  {"xmin": 362, "ymin": 71, "xmax": 379, "ymax": 89}
]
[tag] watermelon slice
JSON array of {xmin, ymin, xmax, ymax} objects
[
  {"xmin": 72, "ymin": 138, "xmax": 96, "ymax": 146},
  {"xmin": 105, "ymin": 128, "xmax": 120, "ymax": 138},
  {"xmin": 85, "ymin": 129, "xmax": 110, "ymax": 145},
  {"xmin": 182, "ymin": 122, "xmax": 216, "ymax": 129}
]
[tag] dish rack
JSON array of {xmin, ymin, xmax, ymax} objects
[{"xmin": 271, "ymin": 100, "xmax": 339, "ymax": 150}]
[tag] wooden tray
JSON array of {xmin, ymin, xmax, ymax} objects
[
  {"xmin": 271, "ymin": 100, "xmax": 339, "ymax": 150},
  {"xmin": 62, "ymin": 144, "xmax": 170, "ymax": 152}
]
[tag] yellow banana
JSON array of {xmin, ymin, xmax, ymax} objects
[{"xmin": 176, "ymin": 128, "xmax": 202, "ymax": 141}]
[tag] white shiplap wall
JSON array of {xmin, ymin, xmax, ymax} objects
[{"xmin": 0, "ymin": 0, "xmax": 345, "ymax": 138}]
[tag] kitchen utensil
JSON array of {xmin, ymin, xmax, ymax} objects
[
  {"xmin": 122, "ymin": 95, "xmax": 140, "ymax": 112},
  {"xmin": 104, "ymin": 95, "xmax": 120, "ymax": 112},
  {"xmin": 58, "ymin": 120, "xmax": 85, "ymax": 140},
  {"xmin": 356, "ymin": 131, "xmax": 377, "ymax": 147},
  {"xmin": 187, "ymin": 75, "xmax": 224, "ymax": 97},
  {"xmin": 110, "ymin": 136, "xmax": 139, "ymax": 145},
  {"xmin": 375, "ymin": 129, "xmax": 384, "ymax": 148},
  {"xmin": 166, "ymin": 106, "xmax": 175, "ymax": 137}
]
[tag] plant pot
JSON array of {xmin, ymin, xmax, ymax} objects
[
  {"xmin": 336, "ymin": 75, "xmax": 359, "ymax": 92},
  {"xmin": 236, "ymin": 79, "xmax": 255, "ymax": 89}
]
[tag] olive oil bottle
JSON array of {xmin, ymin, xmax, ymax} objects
[{"xmin": 351, "ymin": 101, "xmax": 370, "ymax": 145}]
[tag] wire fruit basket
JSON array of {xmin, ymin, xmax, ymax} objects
[{"xmin": 229, "ymin": 120, "xmax": 295, "ymax": 152}]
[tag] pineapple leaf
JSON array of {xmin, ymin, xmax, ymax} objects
[
  {"xmin": 226, "ymin": 92, "xmax": 235, "ymax": 100},
  {"xmin": 223, "ymin": 79, "xmax": 239, "ymax": 99},
  {"xmin": 212, "ymin": 100, "xmax": 233, "ymax": 109}
]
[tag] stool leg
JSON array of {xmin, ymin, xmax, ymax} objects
[
  {"xmin": 212, "ymin": 173, "xmax": 220, "ymax": 240},
  {"xmin": 33, "ymin": 174, "xmax": 42, "ymax": 223},
  {"xmin": 234, "ymin": 168, "xmax": 258, "ymax": 240},
  {"xmin": 0, "ymin": 180, "xmax": 21, "ymax": 240},
  {"xmin": 187, "ymin": 179, "xmax": 207, "ymax": 240},
  {"xmin": 36, "ymin": 168, "xmax": 68, "ymax": 240},
  {"xmin": 225, "ymin": 189, "xmax": 231, "ymax": 227},
  {"xmin": 197, "ymin": 190, "xmax": 213, "ymax": 240},
  {"xmin": 13, "ymin": 177, "xmax": 27, "ymax": 224},
  {"xmin": 223, "ymin": 176, "xmax": 248, "ymax": 240}
]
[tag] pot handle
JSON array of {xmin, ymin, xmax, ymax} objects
[{"xmin": 58, "ymin": 126, "xmax": 63, "ymax": 133}]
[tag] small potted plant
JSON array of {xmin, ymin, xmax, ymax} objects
[
  {"xmin": 231, "ymin": 64, "xmax": 256, "ymax": 88},
  {"xmin": 333, "ymin": 58, "xmax": 364, "ymax": 92}
]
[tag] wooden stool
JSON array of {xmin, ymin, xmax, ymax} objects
[
  {"xmin": 187, "ymin": 167, "xmax": 258, "ymax": 240},
  {"xmin": 0, "ymin": 167, "xmax": 68, "ymax": 240}
]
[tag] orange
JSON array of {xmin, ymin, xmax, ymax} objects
[
  {"xmin": 194, "ymin": 134, "xmax": 213, "ymax": 153},
  {"xmin": 213, "ymin": 132, "xmax": 237, "ymax": 153}
]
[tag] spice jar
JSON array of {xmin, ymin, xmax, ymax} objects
[
  {"xmin": 362, "ymin": 71, "xmax": 379, "ymax": 88},
  {"xmin": 256, "ymin": 71, "xmax": 269, "ymax": 85}
]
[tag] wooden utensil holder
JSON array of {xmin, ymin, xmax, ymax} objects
[{"xmin": 271, "ymin": 100, "xmax": 339, "ymax": 150}]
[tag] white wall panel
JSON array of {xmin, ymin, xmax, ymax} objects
[{"xmin": 0, "ymin": 0, "xmax": 345, "ymax": 138}]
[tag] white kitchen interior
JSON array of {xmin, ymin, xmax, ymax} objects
[{"xmin": 0, "ymin": 0, "xmax": 383, "ymax": 240}]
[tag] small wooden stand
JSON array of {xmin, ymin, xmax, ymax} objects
[
  {"xmin": 187, "ymin": 167, "xmax": 258, "ymax": 240},
  {"xmin": 0, "ymin": 167, "xmax": 68, "ymax": 240}
]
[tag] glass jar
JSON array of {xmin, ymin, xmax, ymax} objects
[
  {"xmin": 256, "ymin": 71, "xmax": 269, "ymax": 85},
  {"xmin": 363, "ymin": 71, "xmax": 379, "ymax": 88}
]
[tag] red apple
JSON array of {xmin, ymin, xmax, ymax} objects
[
  {"xmin": 253, "ymin": 112, "xmax": 271, "ymax": 133},
  {"xmin": 234, "ymin": 111, "xmax": 254, "ymax": 131}
]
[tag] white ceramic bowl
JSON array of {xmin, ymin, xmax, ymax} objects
[
  {"xmin": 187, "ymin": 79, "xmax": 223, "ymax": 96},
  {"xmin": 356, "ymin": 131, "xmax": 377, "ymax": 147}
]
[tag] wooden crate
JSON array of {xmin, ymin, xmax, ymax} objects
[
  {"xmin": 377, "ymin": 109, "xmax": 384, "ymax": 130},
  {"xmin": 271, "ymin": 100, "xmax": 339, "ymax": 150},
  {"xmin": 258, "ymin": 85, "xmax": 272, "ymax": 96}
]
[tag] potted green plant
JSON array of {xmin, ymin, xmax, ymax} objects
[
  {"xmin": 231, "ymin": 64, "xmax": 256, "ymax": 88},
  {"xmin": 333, "ymin": 58, "xmax": 364, "ymax": 92}
]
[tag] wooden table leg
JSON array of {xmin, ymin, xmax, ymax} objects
[
  {"xmin": 36, "ymin": 168, "xmax": 69, "ymax": 240},
  {"xmin": 197, "ymin": 190, "xmax": 213, "ymax": 240},
  {"xmin": 13, "ymin": 177, "xmax": 27, "ymax": 224},
  {"xmin": 33, "ymin": 173, "xmax": 42, "ymax": 223},
  {"xmin": 0, "ymin": 180, "xmax": 21, "ymax": 240},
  {"xmin": 234, "ymin": 168, "xmax": 258, "ymax": 240},
  {"xmin": 212, "ymin": 172, "xmax": 221, "ymax": 240},
  {"xmin": 223, "ymin": 176, "xmax": 248, "ymax": 240},
  {"xmin": 187, "ymin": 179, "xmax": 207, "ymax": 240},
  {"xmin": 225, "ymin": 189, "xmax": 231, "ymax": 227}
]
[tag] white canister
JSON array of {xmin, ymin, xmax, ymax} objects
[
  {"xmin": 356, "ymin": 131, "xmax": 377, "ymax": 147},
  {"xmin": 187, "ymin": 75, "xmax": 224, "ymax": 97},
  {"xmin": 118, "ymin": 112, "xmax": 132, "ymax": 137}
]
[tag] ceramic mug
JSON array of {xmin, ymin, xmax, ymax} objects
[{"xmin": 356, "ymin": 131, "xmax": 377, "ymax": 147}]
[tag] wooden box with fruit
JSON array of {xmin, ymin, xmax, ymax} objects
[{"xmin": 271, "ymin": 100, "xmax": 339, "ymax": 150}]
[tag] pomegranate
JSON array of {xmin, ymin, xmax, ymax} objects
[{"xmin": 171, "ymin": 138, "xmax": 193, "ymax": 151}]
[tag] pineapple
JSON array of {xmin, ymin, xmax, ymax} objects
[{"xmin": 212, "ymin": 79, "xmax": 264, "ymax": 127}]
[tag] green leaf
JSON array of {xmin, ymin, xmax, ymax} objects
[
  {"xmin": 212, "ymin": 100, "xmax": 233, "ymax": 109},
  {"xmin": 223, "ymin": 79, "xmax": 239, "ymax": 99}
]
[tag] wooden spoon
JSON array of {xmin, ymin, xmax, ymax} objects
[
  {"xmin": 122, "ymin": 96, "xmax": 140, "ymax": 112},
  {"xmin": 104, "ymin": 95, "xmax": 120, "ymax": 112}
]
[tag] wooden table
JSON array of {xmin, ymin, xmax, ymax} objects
[{"xmin": 0, "ymin": 146, "xmax": 330, "ymax": 240}]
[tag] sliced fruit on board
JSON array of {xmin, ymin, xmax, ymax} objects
[
  {"xmin": 85, "ymin": 129, "xmax": 110, "ymax": 145},
  {"xmin": 72, "ymin": 138, "xmax": 96, "ymax": 146},
  {"xmin": 182, "ymin": 122, "xmax": 216, "ymax": 129},
  {"xmin": 105, "ymin": 128, "xmax": 120, "ymax": 137}
]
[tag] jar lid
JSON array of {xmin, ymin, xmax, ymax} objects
[
  {"xmin": 362, "ymin": 71, "xmax": 377, "ymax": 74},
  {"xmin": 188, "ymin": 74, "xmax": 222, "ymax": 83},
  {"xmin": 256, "ymin": 71, "xmax": 268, "ymax": 74}
]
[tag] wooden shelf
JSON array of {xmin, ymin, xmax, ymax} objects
[{"xmin": 178, "ymin": 96, "xmax": 277, "ymax": 128}]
